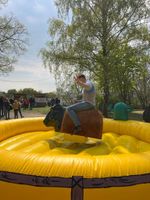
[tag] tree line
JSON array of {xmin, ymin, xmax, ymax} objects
[
  {"xmin": 1, "ymin": 0, "xmax": 150, "ymax": 115},
  {"xmin": 40, "ymin": 0, "xmax": 150, "ymax": 116},
  {"xmin": 1, "ymin": 88, "xmax": 56, "ymax": 98},
  {"xmin": 0, "ymin": 0, "xmax": 28, "ymax": 74}
]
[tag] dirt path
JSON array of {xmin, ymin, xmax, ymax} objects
[
  {"xmin": 18, "ymin": 110, "xmax": 45, "ymax": 118},
  {"xmin": 0, "ymin": 110, "xmax": 45, "ymax": 121}
]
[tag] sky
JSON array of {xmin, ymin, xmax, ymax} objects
[{"xmin": 0, "ymin": 0, "xmax": 57, "ymax": 93}]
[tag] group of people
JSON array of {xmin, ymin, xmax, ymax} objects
[
  {"xmin": 0, "ymin": 97, "xmax": 23, "ymax": 120},
  {"xmin": 22, "ymin": 97, "xmax": 35, "ymax": 110},
  {"xmin": 47, "ymin": 98, "xmax": 60, "ymax": 107}
]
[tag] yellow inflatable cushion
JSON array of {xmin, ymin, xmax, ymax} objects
[{"xmin": 0, "ymin": 118, "xmax": 150, "ymax": 178}]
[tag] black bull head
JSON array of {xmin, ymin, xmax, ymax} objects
[
  {"xmin": 143, "ymin": 106, "xmax": 150, "ymax": 122},
  {"xmin": 43, "ymin": 104, "xmax": 65, "ymax": 131}
]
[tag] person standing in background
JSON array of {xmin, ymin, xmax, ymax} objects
[
  {"xmin": 3, "ymin": 97, "xmax": 11, "ymax": 120},
  {"xmin": 13, "ymin": 99, "xmax": 20, "ymax": 119},
  {"xmin": 18, "ymin": 100, "xmax": 24, "ymax": 118},
  {"xmin": 0, "ymin": 96, "xmax": 4, "ymax": 118}
]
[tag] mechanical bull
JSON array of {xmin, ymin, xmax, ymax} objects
[{"xmin": 43, "ymin": 104, "xmax": 103, "ymax": 139}]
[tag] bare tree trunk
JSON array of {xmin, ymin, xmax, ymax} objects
[
  {"xmin": 101, "ymin": 0, "xmax": 110, "ymax": 117},
  {"xmin": 103, "ymin": 66, "xmax": 110, "ymax": 117}
]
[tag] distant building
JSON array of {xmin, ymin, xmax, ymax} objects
[{"xmin": 34, "ymin": 94, "xmax": 47, "ymax": 107}]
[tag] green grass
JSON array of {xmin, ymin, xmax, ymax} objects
[
  {"xmin": 129, "ymin": 110, "xmax": 143, "ymax": 121},
  {"xmin": 32, "ymin": 106, "xmax": 50, "ymax": 114},
  {"xmin": 128, "ymin": 113, "xmax": 143, "ymax": 121},
  {"xmin": 22, "ymin": 106, "xmax": 50, "ymax": 114},
  {"xmin": 23, "ymin": 106, "xmax": 144, "ymax": 121},
  {"xmin": 108, "ymin": 110, "xmax": 144, "ymax": 121},
  {"xmin": 132, "ymin": 110, "xmax": 144, "ymax": 114}
]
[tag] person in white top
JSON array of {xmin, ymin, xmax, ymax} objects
[{"xmin": 67, "ymin": 74, "xmax": 96, "ymax": 134}]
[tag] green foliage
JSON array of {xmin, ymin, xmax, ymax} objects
[
  {"xmin": 40, "ymin": 0, "xmax": 150, "ymax": 114},
  {"xmin": 6, "ymin": 88, "xmax": 54, "ymax": 98},
  {"xmin": 0, "ymin": 1, "xmax": 28, "ymax": 75},
  {"xmin": 17, "ymin": 88, "xmax": 38, "ymax": 96},
  {"xmin": 7, "ymin": 89, "xmax": 17, "ymax": 95},
  {"xmin": 46, "ymin": 92, "xmax": 57, "ymax": 98}
]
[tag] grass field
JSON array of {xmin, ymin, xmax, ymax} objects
[
  {"xmin": 28, "ymin": 106, "xmax": 144, "ymax": 121},
  {"xmin": 31, "ymin": 106, "xmax": 50, "ymax": 114}
]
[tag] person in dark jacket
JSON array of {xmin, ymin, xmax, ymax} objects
[
  {"xmin": 3, "ymin": 97, "xmax": 11, "ymax": 120},
  {"xmin": 0, "ymin": 96, "xmax": 4, "ymax": 118},
  {"xmin": 29, "ymin": 96, "xmax": 35, "ymax": 110}
]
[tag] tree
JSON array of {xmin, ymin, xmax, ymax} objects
[
  {"xmin": 18, "ymin": 88, "xmax": 38, "ymax": 96},
  {"xmin": 7, "ymin": 89, "xmax": 17, "ymax": 95},
  {"xmin": 133, "ymin": 66, "xmax": 150, "ymax": 108},
  {"xmin": 47, "ymin": 92, "xmax": 57, "ymax": 98},
  {"xmin": 110, "ymin": 42, "xmax": 150, "ymax": 104},
  {"xmin": 0, "ymin": 0, "xmax": 8, "ymax": 8},
  {"xmin": 0, "ymin": 1, "xmax": 28, "ymax": 74},
  {"xmin": 41, "ymin": 0, "xmax": 150, "ymax": 116}
]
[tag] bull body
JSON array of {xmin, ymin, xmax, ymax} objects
[{"xmin": 43, "ymin": 104, "xmax": 103, "ymax": 139}]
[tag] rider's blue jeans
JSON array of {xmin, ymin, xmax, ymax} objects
[{"xmin": 66, "ymin": 101, "xmax": 95, "ymax": 127}]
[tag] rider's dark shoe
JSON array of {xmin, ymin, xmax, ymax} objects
[{"xmin": 73, "ymin": 126, "xmax": 82, "ymax": 134}]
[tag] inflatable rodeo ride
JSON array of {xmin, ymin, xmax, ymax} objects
[{"xmin": 0, "ymin": 115, "xmax": 150, "ymax": 200}]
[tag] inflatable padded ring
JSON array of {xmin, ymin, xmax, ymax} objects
[{"xmin": 0, "ymin": 118, "xmax": 150, "ymax": 200}]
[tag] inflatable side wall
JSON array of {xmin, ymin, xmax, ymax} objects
[{"xmin": 0, "ymin": 118, "xmax": 150, "ymax": 200}]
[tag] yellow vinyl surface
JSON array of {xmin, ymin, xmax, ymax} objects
[
  {"xmin": 0, "ymin": 118, "xmax": 150, "ymax": 178},
  {"xmin": 0, "ymin": 117, "xmax": 150, "ymax": 200},
  {"xmin": 0, "ymin": 181, "xmax": 149, "ymax": 200}
]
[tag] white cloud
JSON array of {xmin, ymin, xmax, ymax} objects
[
  {"xmin": 26, "ymin": 15, "xmax": 38, "ymax": 24},
  {"xmin": 0, "ymin": 59, "xmax": 56, "ymax": 93},
  {"xmin": 15, "ymin": 59, "xmax": 50, "ymax": 78},
  {"xmin": 33, "ymin": 1, "xmax": 47, "ymax": 13},
  {"xmin": 0, "ymin": 0, "xmax": 57, "ymax": 93}
]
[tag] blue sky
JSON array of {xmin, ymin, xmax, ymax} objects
[{"xmin": 0, "ymin": 0, "xmax": 57, "ymax": 93}]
